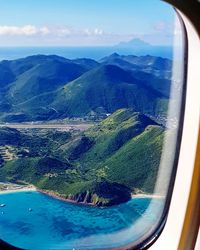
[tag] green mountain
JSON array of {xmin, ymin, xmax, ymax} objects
[
  {"xmin": 100, "ymin": 53, "xmax": 172, "ymax": 71},
  {"xmin": 0, "ymin": 55, "xmax": 98, "ymax": 118},
  {"xmin": 0, "ymin": 54, "xmax": 171, "ymax": 122},
  {"xmin": 66, "ymin": 109, "xmax": 164, "ymax": 194},
  {"xmin": 7, "ymin": 60, "xmax": 86, "ymax": 104},
  {"xmin": 100, "ymin": 53, "xmax": 172, "ymax": 96},
  {"xmin": 0, "ymin": 53, "xmax": 174, "ymax": 206},
  {"xmin": 11, "ymin": 64, "xmax": 168, "ymax": 121},
  {"xmin": 0, "ymin": 55, "xmax": 86, "ymax": 89},
  {"xmin": 0, "ymin": 109, "xmax": 165, "ymax": 206}
]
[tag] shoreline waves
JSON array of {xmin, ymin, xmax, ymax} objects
[
  {"xmin": 0, "ymin": 185, "xmax": 36, "ymax": 195},
  {"xmin": 132, "ymin": 193, "xmax": 165, "ymax": 199},
  {"xmin": 0, "ymin": 189, "xmax": 164, "ymax": 250},
  {"xmin": 0, "ymin": 184, "xmax": 164, "ymax": 205},
  {"xmin": 38, "ymin": 190, "xmax": 165, "ymax": 207}
]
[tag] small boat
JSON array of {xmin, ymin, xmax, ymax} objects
[
  {"xmin": 28, "ymin": 208, "xmax": 32, "ymax": 212},
  {"xmin": 0, "ymin": 204, "xmax": 6, "ymax": 207}
]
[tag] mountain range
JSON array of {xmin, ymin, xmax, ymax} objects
[
  {"xmin": 0, "ymin": 53, "xmax": 172, "ymax": 122},
  {"xmin": 0, "ymin": 51, "xmax": 175, "ymax": 206}
]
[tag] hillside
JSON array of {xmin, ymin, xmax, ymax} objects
[
  {"xmin": 100, "ymin": 53, "xmax": 172, "ymax": 96},
  {"xmin": 100, "ymin": 53, "xmax": 172, "ymax": 71},
  {"xmin": 0, "ymin": 55, "xmax": 98, "ymax": 118},
  {"xmin": 0, "ymin": 109, "xmax": 166, "ymax": 206},
  {"xmin": 10, "ymin": 64, "xmax": 168, "ymax": 121},
  {"xmin": 0, "ymin": 54, "xmax": 172, "ymax": 122}
]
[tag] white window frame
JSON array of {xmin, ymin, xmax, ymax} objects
[{"xmin": 149, "ymin": 9, "xmax": 200, "ymax": 250}]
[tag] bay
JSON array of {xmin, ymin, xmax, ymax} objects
[{"xmin": 0, "ymin": 191, "xmax": 164, "ymax": 250}]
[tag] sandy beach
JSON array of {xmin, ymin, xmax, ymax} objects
[
  {"xmin": 0, "ymin": 185, "xmax": 36, "ymax": 195},
  {"xmin": 0, "ymin": 183, "xmax": 164, "ymax": 202},
  {"xmin": 39, "ymin": 190, "xmax": 165, "ymax": 208},
  {"xmin": 132, "ymin": 193, "xmax": 165, "ymax": 199}
]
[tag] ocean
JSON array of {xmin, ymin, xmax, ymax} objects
[
  {"xmin": 0, "ymin": 46, "xmax": 173, "ymax": 61},
  {"xmin": 0, "ymin": 191, "xmax": 164, "ymax": 250}
]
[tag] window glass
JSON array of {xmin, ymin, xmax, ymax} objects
[{"xmin": 0, "ymin": 0, "xmax": 186, "ymax": 249}]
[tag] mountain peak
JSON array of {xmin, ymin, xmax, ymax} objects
[
  {"xmin": 116, "ymin": 38, "xmax": 151, "ymax": 48},
  {"xmin": 109, "ymin": 52, "xmax": 120, "ymax": 57},
  {"xmin": 92, "ymin": 64, "xmax": 133, "ymax": 83},
  {"xmin": 99, "ymin": 53, "xmax": 120, "ymax": 63}
]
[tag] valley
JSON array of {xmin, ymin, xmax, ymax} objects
[
  {"xmin": 0, "ymin": 53, "xmax": 173, "ymax": 124},
  {"xmin": 0, "ymin": 109, "xmax": 167, "ymax": 206},
  {"xmin": 0, "ymin": 53, "xmax": 177, "ymax": 207}
]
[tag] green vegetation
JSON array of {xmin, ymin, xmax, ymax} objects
[
  {"xmin": 102, "ymin": 126, "xmax": 164, "ymax": 193},
  {"xmin": 0, "ymin": 109, "xmax": 166, "ymax": 206},
  {"xmin": 78, "ymin": 109, "xmax": 158, "ymax": 169},
  {"xmin": 0, "ymin": 54, "xmax": 171, "ymax": 122},
  {"xmin": 0, "ymin": 53, "xmax": 175, "ymax": 206}
]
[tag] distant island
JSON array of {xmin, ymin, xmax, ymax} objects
[{"xmin": 115, "ymin": 38, "xmax": 152, "ymax": 48}]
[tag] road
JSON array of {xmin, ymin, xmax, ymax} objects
[{"xmin": 0, "ymin": 123, "xmax": 92, "ymax": 131}]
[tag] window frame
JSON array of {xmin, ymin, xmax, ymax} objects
[
  {"xmin": 0, "ymin": 1, "xmax": 199, "ymax": 250},
  {"xmin": 117, "ymin": 7, "xmax": 190, "ymax": 250},
  {"xmin": 149, "ymin": 1, "xmax": 200, "ymax": 250}
]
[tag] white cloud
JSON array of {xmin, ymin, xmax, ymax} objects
[
  {"xmin": 94, "ymin": 28, "xmax": 103, "ymax": 35},
  {"xmin": 0, "ymin": 24, "xmax": 177, "ymax": 46},
  {"xmin": 21, "ymin": 25, "xmax": 38, "ymax": 35},
  {"xmin": 59, "ymin": 28, "xmax": 72, "ymax": 36},
  {"xmin": 153, "ymin": 21, "xmax": 168, "ymax": 32},
  {"xmin": 83, "ymin": 28, "xmax": 104, "ymax": 36},
  {"xmin": 0, "ymin": 24, "xmax": 111, "ymax": 46},
  {"xmin": 0, "ymin": 25, "xmax": 38, "ymax": 36},
  {"xmin": 0, "ymin": 25, "xmax": 53, "ymax": 36},
  {"xmin": 40, "ymin": 26, "xmax": 50, "ymax": 35},
  {"xmin": 0, "ymin": 25, "xmax": 104, "ymax": 38}
]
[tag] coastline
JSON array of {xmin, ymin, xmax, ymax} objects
[
  {"xmin": 0, "ymin": 185, "xmax": 36, "ymax": 195},
  {"xmin": 132, "ymin": 193, "xmax": 165, "ymax": 199},
  {"xmin": 0, "ymin": 184, "xmax": 165, "ymax": 203},
  {"xmin": 38, "ymin": 189, "xmax": 95, "ymax": 207},
  {"xmin": 39, "ymin": 190, "xmax": 165, "ymax": 207}
]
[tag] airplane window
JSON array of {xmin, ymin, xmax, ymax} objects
[{"xmin": 0, "ymin": 0, "xmax": 186, "ymax": 249}]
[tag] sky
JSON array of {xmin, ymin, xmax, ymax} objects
[{"xmin": 0, "ymin": 0, "xmax": 179, "ymax": 47}]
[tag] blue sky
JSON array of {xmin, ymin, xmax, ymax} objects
[{"xmin": 0, "ymin": 0, "xmax": 177, "ymax": 46}]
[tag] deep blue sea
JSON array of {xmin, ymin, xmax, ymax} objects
[
  {"xmin": 0, "ymin": 46, "xmax": 173, "ymax": 61},
  {"xmin": 0, "ymin": 191, "xmax": 164, "ymax": 250}
]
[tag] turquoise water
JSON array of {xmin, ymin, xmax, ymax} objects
[{"xmin": 0, "ymin": 191, "xmax": 164, "ymax": 250}]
